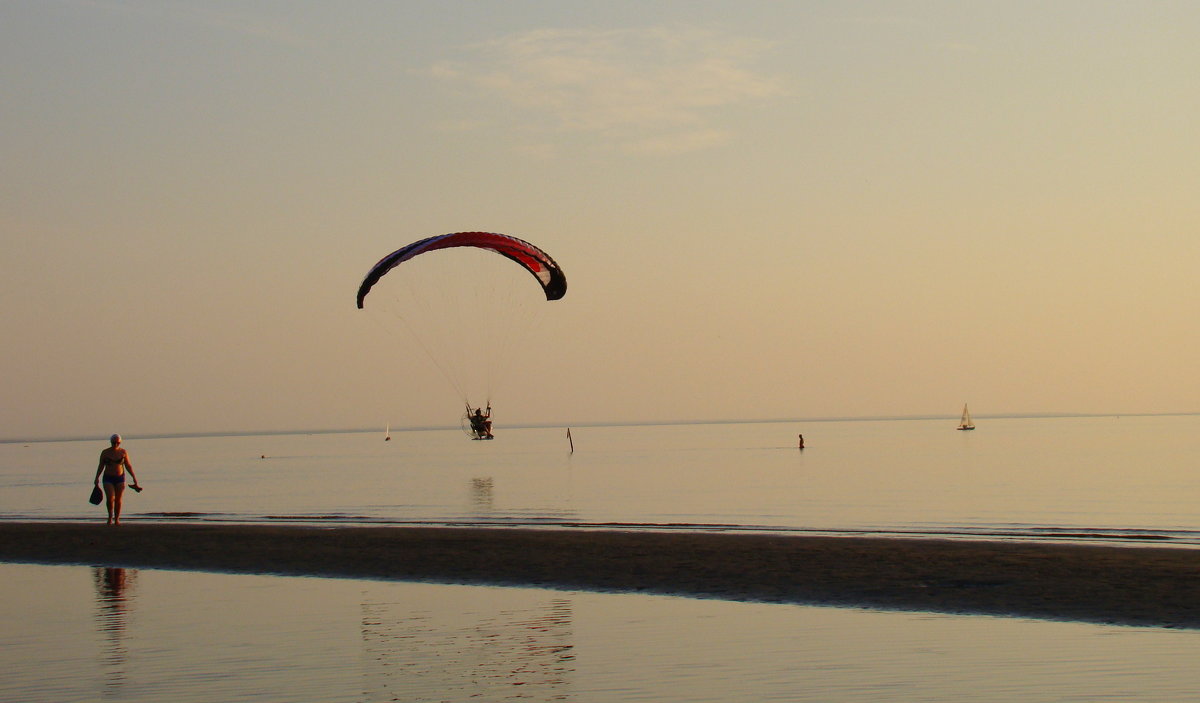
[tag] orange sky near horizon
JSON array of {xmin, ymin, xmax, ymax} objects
[{"xmin": 3, "ymin": 1, "xmax": 1199, "ymax": 438}]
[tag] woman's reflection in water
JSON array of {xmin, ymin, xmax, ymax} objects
[{"xmin": 93, "ymin": 567, "xmax": 138, "ymax": 695}]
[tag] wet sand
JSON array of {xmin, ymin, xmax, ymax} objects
[{"xmin": 2, "ymin": 523, "xmax": 1198, "ymax": 628}]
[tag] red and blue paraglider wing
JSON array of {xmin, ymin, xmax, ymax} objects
[{"xmin": 356, "ymin": 232, "xmax": 567, "ymax": 309}]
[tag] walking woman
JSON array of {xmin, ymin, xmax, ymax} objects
[{"xmin": 93, "ymin": 434, "xmax": 141, "ymax": 525}]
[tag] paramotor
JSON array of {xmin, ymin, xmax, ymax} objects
[{"xmin": 356, "ymin": 232, "xmax": 567, "ymax": 433}]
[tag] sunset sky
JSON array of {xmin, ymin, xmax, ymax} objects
[{"xmin": 4, "ymin": 1, "xmax": 1199, "ymax": 438}]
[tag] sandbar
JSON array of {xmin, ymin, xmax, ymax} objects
[{"xmin": 2, "ymin": 522, "xmax": 1198, "ymax": 628}]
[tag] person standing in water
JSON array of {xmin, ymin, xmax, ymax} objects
[{"xmin": 93, "ymin": 434, "xmax": 141, "ymax": 525}]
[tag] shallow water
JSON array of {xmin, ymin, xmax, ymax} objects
[
  {"xmin": 7, "ymin": 417, "xmax": 1199, "ymax": 701},
  {"xmin": 3, "ymin": 415, "xmax": 1200, "ymax": 545},
  {"xmin": 3, "ymin": 562, "xmax": 1199, "ymax": 703}
]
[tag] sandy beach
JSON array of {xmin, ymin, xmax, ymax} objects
[{"xmin": 2, "ymin": 523, "xmax": 1198, "ymax": 628}]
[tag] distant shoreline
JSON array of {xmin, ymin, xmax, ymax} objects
[
  {"xmin": 5, "ymin": 411, "xmax": 1199, "ymax": 444},
  {"xmin": 2, "ymin": 523, "xmax": 1198, "ymax": 629}
]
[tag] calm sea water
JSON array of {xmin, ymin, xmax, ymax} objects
[
  {"xmin": 3, "ymin": 562, "xmax": 1200, "ymax": 703},
  {"xmin": 5, "ymin": 416, "xmax": 1200, "ymax": 701},
  {"xmin": 3, "ymin": 415, "xmax": 1200, "ymax": 545}
]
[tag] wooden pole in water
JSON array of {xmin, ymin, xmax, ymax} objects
[{"xmin": 567, "ymin": 427, "xmax": 574, "ymax": 453}]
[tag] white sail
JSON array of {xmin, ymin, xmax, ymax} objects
[{"xmin": 957, "ymin": 404, "xmax": 975, "ymax": 430}]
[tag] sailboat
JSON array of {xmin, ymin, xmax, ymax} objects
[
  {"xmin": 957, "ymin": 404, "xmax": 975, "ymax": 431},
  {"xmin": 384, "ymin": 423, "xmax": 391, "ymax": 441}
]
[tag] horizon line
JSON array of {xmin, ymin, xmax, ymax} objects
[{"xmin": 4, "ymin": 410, "xmax": 1199, "ymax": 444}]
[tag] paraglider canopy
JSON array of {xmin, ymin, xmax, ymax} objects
[
  {"xmin": 355, "ymin": 231, "xmax": 567, "ymax": 428},
  {"xmin": 357, "ymin": 231, "xmax": 566, "ymax": 309}
]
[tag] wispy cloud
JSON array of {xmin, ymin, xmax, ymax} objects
[{"xmin": 428, "ymin": 26, "xmax": 785, "ymax": 154}]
